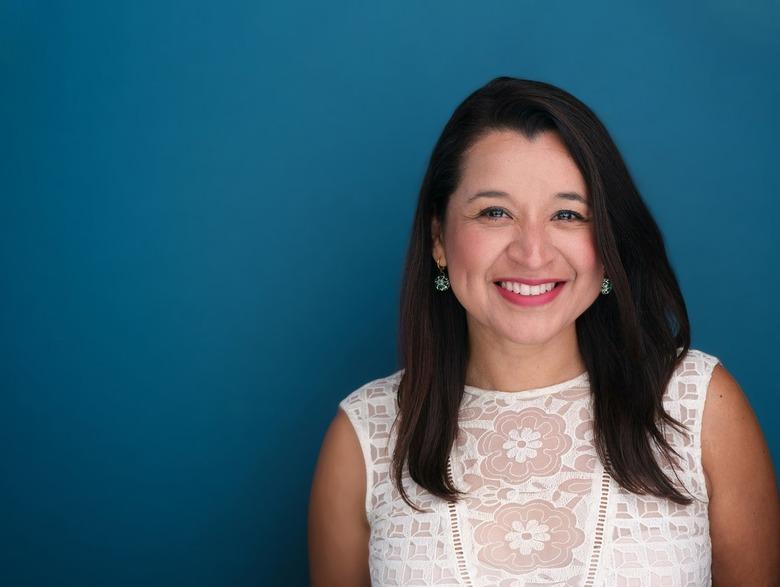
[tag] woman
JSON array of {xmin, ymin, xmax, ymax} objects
[{"xmin": 308, "ymin": 77, "xmax": 779, "ymax": 586}]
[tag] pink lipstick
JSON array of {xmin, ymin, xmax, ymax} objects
[{"xmin": 494, "ymin": 280, "xmax": 566, "ymax": 307}]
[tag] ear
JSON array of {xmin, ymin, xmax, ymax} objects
[{"xmin": 431, "ymin": 216, "xmax": 446, "ymax": 266}]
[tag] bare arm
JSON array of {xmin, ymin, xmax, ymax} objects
[
  {"xmin": 702, "ymin": 363, "xmax": 780, "ymax": 586},
  {"xmin": 308, "ymin": 408, "xmax": 371, "ymax": 587}
]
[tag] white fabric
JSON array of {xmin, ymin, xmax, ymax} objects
[{"xmin": 339, "ymin": 348, "xmax": 720, "ymax": 586}]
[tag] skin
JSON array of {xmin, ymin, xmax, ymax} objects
[
  {"xmin": 308, "ymin": 128, "xmax": 779, "ymax": 585},
  {"xmin": 308, "ymin": 409, "xmax": 371, "ymax": 586},
  {"xmin": 702, "ymin": 364, "xmax": 779, "ymax": 585},
  {"xmin": 431, "ymin": 129, "xmax": 603, "ymax": 392}
]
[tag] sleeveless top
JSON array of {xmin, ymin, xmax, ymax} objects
[{"xmin": 338, "ymin": 348, "xmax": 720, "ymax": 587}]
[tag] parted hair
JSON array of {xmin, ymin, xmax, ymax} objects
[{"xmin": 394, "ymin": 76, "xmax": 693, "ymax": 512}]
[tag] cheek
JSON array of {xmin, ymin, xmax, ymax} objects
[
  {"xmin": 564, "ymin": 231, "xmax": 600, "ymax": 272},
  {"xmin": 445, "ymin": 226, "xmax": 501, "ymax": 276},
  {"xmin": 579, "ymin": 246, "xmax": 600, "ymax": 271}
]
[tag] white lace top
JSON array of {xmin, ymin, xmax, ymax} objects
[{"xmin": 339, "ymin": 348, "xmax": 720, "ymax": 586}]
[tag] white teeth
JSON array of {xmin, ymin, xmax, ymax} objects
[{"xmin": 500, "ymin": 281, "xmax": 557, "ymax": 296}]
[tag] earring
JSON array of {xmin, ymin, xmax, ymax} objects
[
  {"xmin": 600, "ymin": 276, "xmax": 612, "ymax": 295},
  {"xmin": 434, "ymin": 259, "xmax": 450, "ymax": 291}
]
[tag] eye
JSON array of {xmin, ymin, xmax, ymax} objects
[
  {"xmin": 478, "ymin": 207, "xmax": 511, "ymax": 220},
  {"xmin": 553, "ymin": 209, "xmax": 587, "ymax": 222}
]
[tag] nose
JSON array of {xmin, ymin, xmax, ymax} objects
[{"xmin": 505, "ymin": 219, "xmax": 555, "ymax": 267}]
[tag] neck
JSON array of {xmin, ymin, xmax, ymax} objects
[{"xmin": 464, "ymin": 321, "xmax": 585, "ymax": 393}]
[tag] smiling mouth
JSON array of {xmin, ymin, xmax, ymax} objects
[{"xmin": 493, "ymin": 281, "xmax": 565, "ymax": 296}]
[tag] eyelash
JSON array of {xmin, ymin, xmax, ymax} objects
[{"xmin": 478, "ymin": 207, "xmax": 587, "ymax": 222}]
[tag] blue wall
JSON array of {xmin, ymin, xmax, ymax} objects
[{"xmin": 2, "ymin": 1, "xmax": 777, "ymax": 585}]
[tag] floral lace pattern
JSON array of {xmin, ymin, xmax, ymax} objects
[
  {"xmin": 473, "ymin": 499, "xmax": 585, "ymax": 572},
  {"xmin": 477, "ymin": 408, "xmax": 572, "ymax": 483},
  {"xmin": 338, "ymin": 349, "xmax": 720, "ymax": 586}
]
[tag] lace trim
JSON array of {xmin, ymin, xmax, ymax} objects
[
  {"xmin": 463, "ymin": 370, "xmax": 589, "ymax": 400},
  {"xmin": 446, "ymin": 459, "xmax": 473, "ymax": 586},
  {"xmin": 583, "ymin": 466, "xmax": 612, "ymax": 587}
]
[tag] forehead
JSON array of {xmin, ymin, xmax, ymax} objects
[{"xmin": 456, "ymin": 129, "xmax": 587, "ymax": 199}]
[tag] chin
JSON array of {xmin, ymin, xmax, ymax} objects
[{"xmin": 500, "ymin": 330, "xmax": 557, "ymax": 346}]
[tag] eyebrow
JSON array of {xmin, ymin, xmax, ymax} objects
[{"xmin": 466, "ymin": 190, "xmax": 589, "ymax": 206}]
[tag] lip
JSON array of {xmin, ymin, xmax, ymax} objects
[{"xmin": 494, "ymin": 280, "xmax": 566, "ymax": 307}]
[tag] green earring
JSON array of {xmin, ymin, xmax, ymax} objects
[
  {"xmin": 600, "ymin": 276, "xmax": 612, "ymax": 295},
  {"xmin": 434, "ymin": 259, "xmax": 450, "ymax": 291}
]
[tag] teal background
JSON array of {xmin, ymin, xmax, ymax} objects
[{"xmin": 2, "ymin": 1, "xmax": 777, "ymax": 585}]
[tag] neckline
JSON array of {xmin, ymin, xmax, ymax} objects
[{"xmin": 463, "ymin": 370, "xmax": 589, "ymax": 400}]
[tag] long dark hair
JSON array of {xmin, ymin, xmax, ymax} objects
[{"xmin": 394, "ymin": 77, "xmax": 693, "ymax": 512}]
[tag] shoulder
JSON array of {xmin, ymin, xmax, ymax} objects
[
  {"xmin": 310, "ymin": 374, "xmax": 404, "ymax": 586},
  {"xmin": 661, "ymin": 347, "xmax": 720, "ymax": 419},
  {"xmin": 338, "ymin": 368, "xmax": 403, "ymax": 422},
  {"xmin": 698, "ymin": 353, "xmax": 780, "ymax": 583},
  {"xmin": 651, "ymin": 347, "xmax": 720, "ymax": 501},
  {"xmin": 346, "ymin": 368, "xmax": 404, "ymax": 397},
  {"xmin": 308, "ymin": 369, "xmax": 405, "ymax": 585},
  {"xmin": 660, "ymin": 347, "xmax": 720, "ymax": 435},
  {"xmin": 662, "ymin": 347, "xmax": 721, "ymax": 406},
  {"xmin": 699, "ymin": 354, "xmax": 770, "ymax": 496},
  {"xmin": 335, "ymin": 369, "xmax": 404, "ymax": 495},
  {"xmin": 672, "ymin": 346, "xmax": 721, "ymax": 380}
]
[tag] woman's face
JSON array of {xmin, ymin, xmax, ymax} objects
[{"xmin": 432, "ymin": 129, "xmax": 604, "ymax": 350}]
